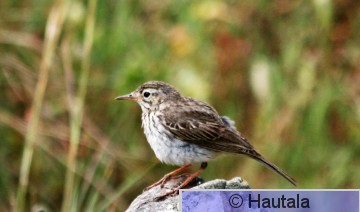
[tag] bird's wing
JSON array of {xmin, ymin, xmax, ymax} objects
[{"xmin": 160, "ymin": 106, "xmax": 254, "ymax": 152}]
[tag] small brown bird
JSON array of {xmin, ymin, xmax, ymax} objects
[{"xmin": 115, "ymin": 81, "xmax": 296, "ymax": 196}]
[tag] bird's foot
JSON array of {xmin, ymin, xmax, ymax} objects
[
  {"xmin": 143, "ymin": 173, "xmax": 172, "ymax": 192},
  {"xmin": 154, "ymin": 187, "xmax": 180, "ymax": 201},
  {"xmin": 143, "ymin": 164, "xmax": 193, "ymax": 192},
  {"xmin": 153, "ymin": 175, "xmax": 204, "ymax": 201}
]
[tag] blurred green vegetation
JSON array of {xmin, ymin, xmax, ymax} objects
[{"xmin": 1, "ymin": 0, "xmax": 360, "ymax": 211}]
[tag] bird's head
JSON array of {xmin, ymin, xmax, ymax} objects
[{"xmin": 115, "ymin": 81, "xmax": 181, "ymax": 111}]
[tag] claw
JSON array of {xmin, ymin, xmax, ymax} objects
[
  {"xmin": 143, "ymin": 164, "xmax": 192, "ymax": 192},
  {"xmin": 154, "ymin": 187, "xmax": 180, "ymax": 201},
  {"xmin": 153, "ymin": 163, "xmax": 208, "ymax": 201},
  {"xmin": 143, "ymin": 173, "xmax": 172, "ymax": 192}
]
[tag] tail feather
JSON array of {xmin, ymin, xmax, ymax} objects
[{"xmin": 248, "ymin": 152, "xmax": 297, "ymax": 186}]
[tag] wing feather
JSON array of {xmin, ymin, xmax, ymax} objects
[{"xmin": 160, "ymin": 106, "xmax": 253, "ymax": 152}]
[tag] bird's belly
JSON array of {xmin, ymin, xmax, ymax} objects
[{"xmin": 144, "ymin": 129, "xmax": 217, "ymax": 166}]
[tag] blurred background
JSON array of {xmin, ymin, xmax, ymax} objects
[{"xmin": 1, "ymin": 0, "xmax": 360, "ymax": 211}]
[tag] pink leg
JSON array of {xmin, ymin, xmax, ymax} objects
[
  {"xmin": 144, "ymin": 164, "xmax": 192, "ymax": 191},
  {"xmin": 156, "ymin": 162, "xmax": 207, "ymax": 200}
]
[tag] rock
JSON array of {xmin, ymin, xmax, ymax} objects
[{"xmin": 126, "ymin": 176, "xmax": 250, "ymax": 212}]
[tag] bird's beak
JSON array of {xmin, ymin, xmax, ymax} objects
[{"xmin": 114, "ymin": 93, "xmax": 140, "ymax": 101}]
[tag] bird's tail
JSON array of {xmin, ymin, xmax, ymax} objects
[{"xmin": 247, "ymin": 151, "xmax": 297, "ymax": 186}]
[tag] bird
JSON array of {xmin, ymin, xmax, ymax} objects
[{"xmin": 115, "ymin": 81, "xmax": 296, "ymax": 197}]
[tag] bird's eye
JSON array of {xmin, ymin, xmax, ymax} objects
[{"xmin": 143, "ymin": 92, "xmax": 150, "ymax": 98}]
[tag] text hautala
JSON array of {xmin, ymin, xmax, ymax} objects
[{"xmin": 248, "ymin": 194, "xmax": 310, "ymax": 209}]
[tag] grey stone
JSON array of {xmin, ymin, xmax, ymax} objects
[{"xmin": 126, "ymin": 177, "xmax": 250, "ymax": 212}]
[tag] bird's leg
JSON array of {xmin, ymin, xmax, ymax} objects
[
  {"xmin": 143, "ymin": 164, "xmax": 192, "ymax": 191},
  {"xmin": 156, "ymin": 162, "xmax": 208, "ymax": 200}
]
